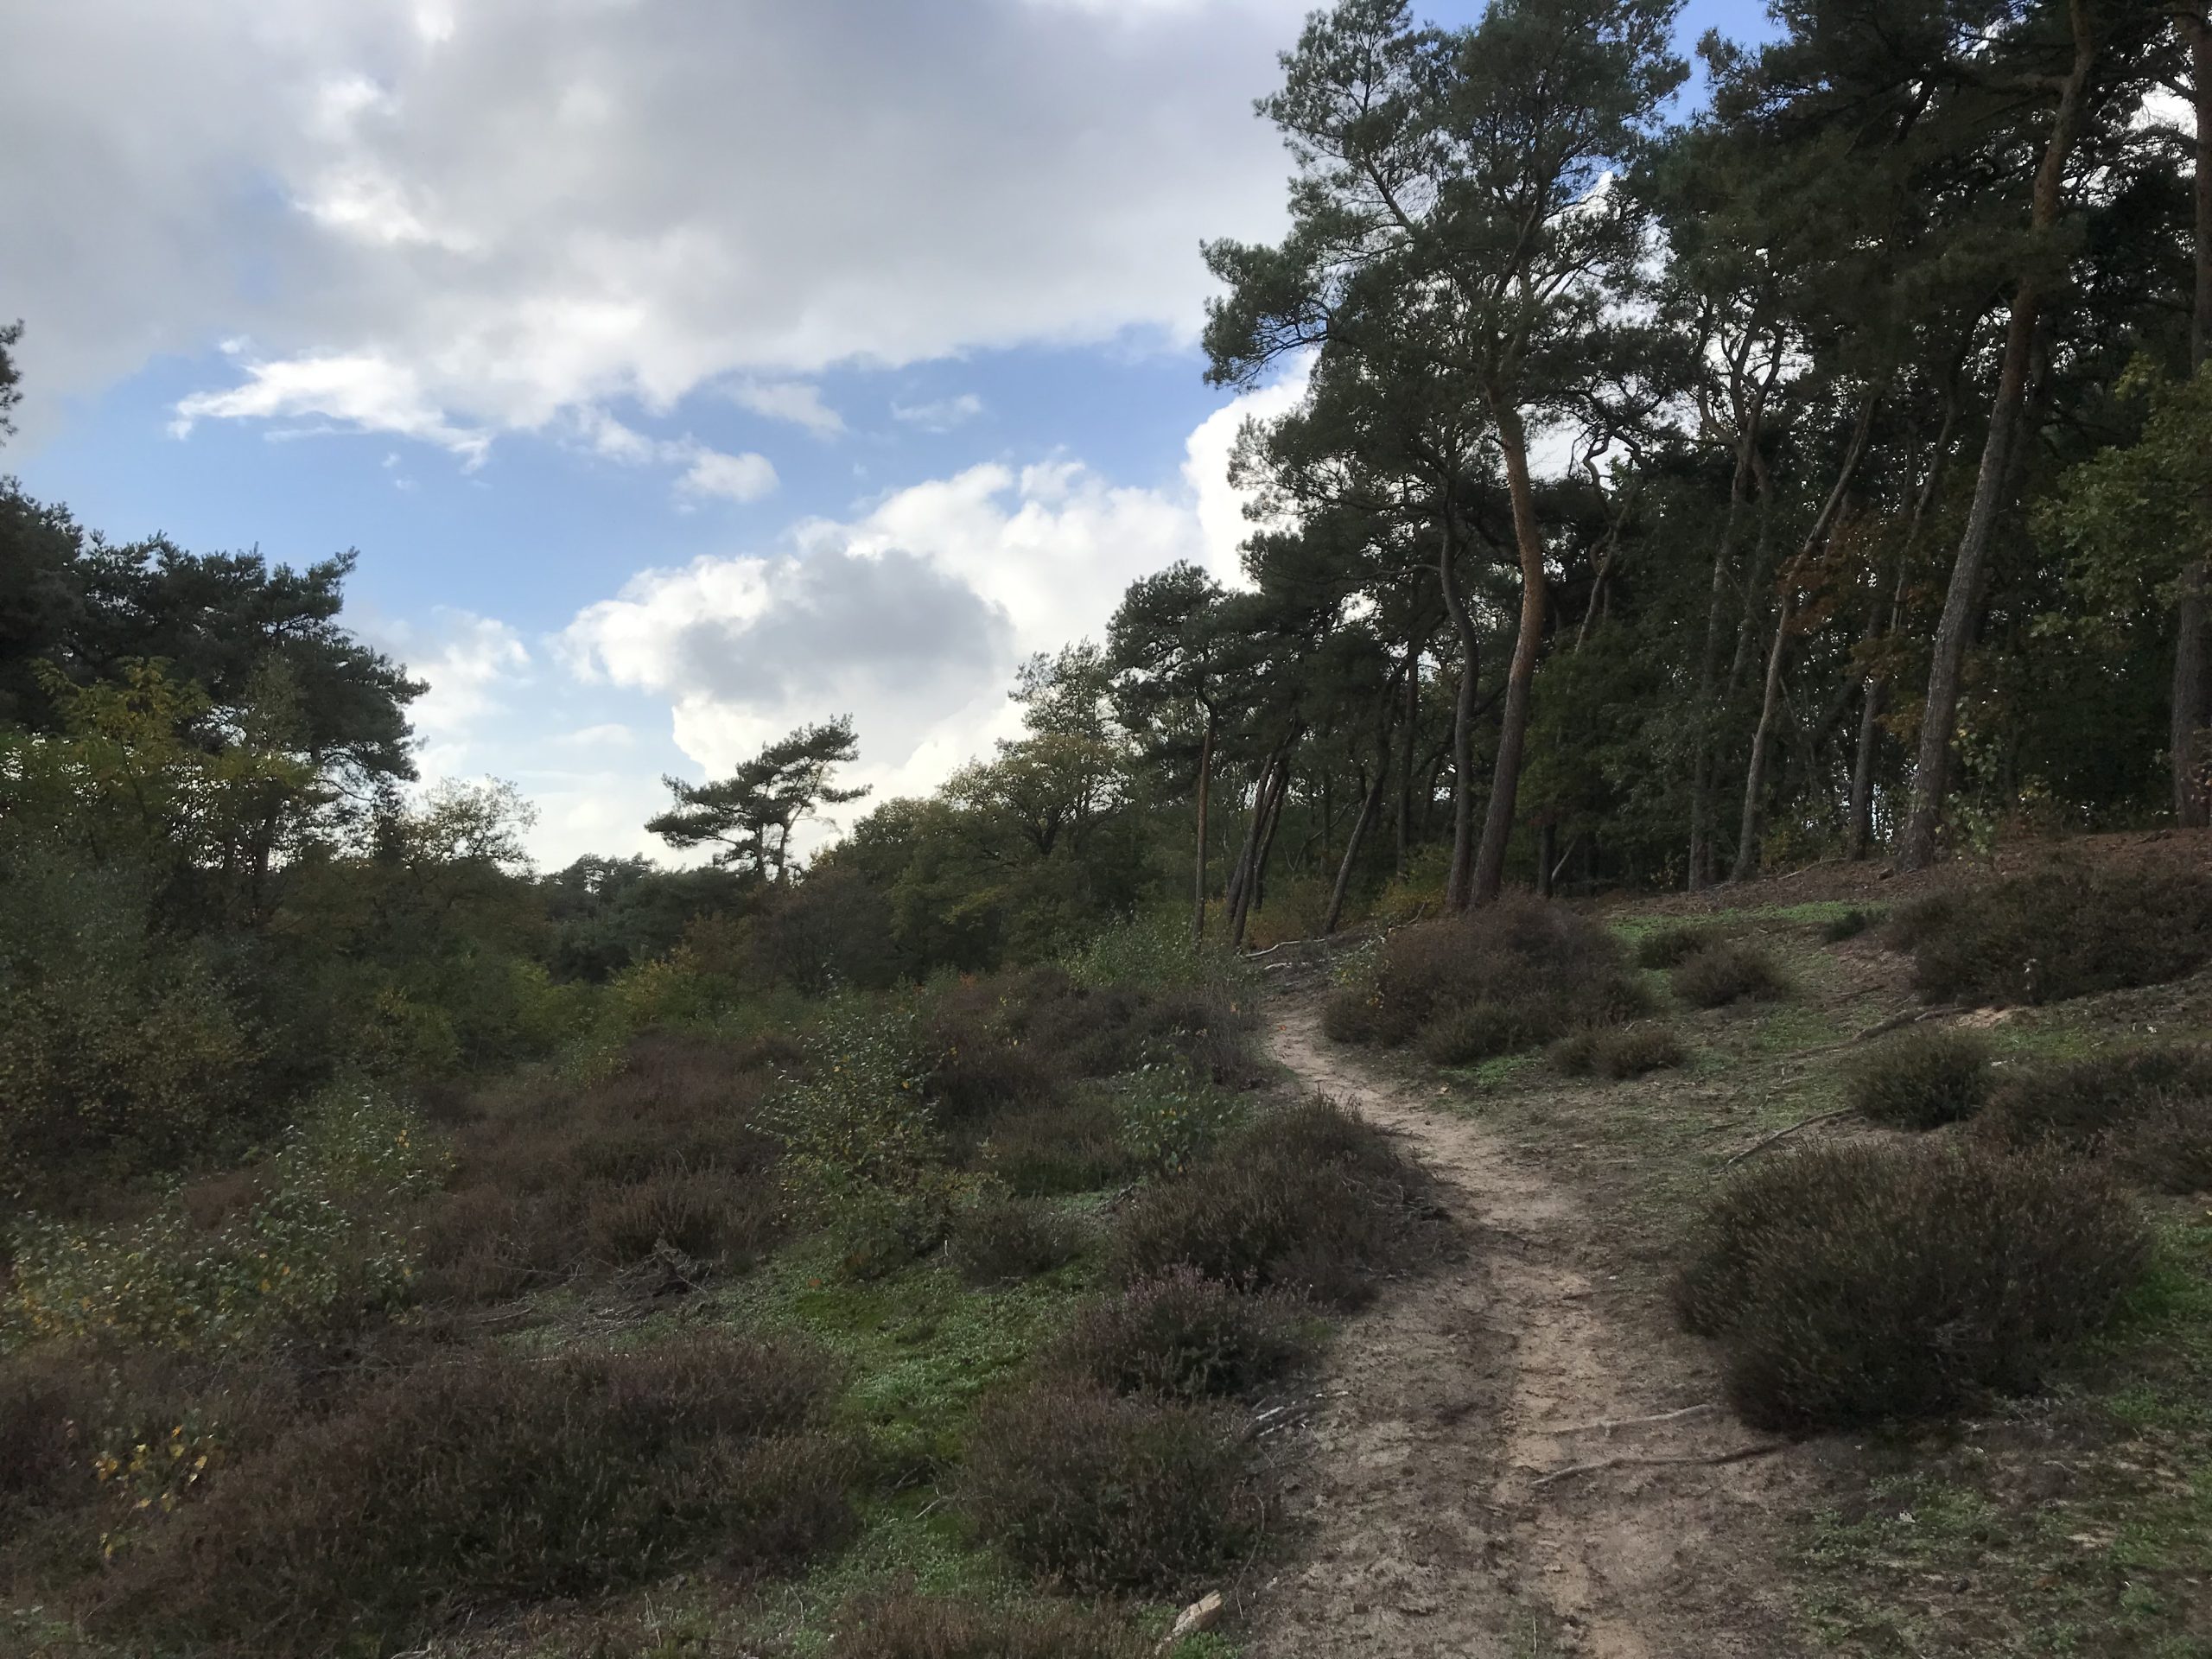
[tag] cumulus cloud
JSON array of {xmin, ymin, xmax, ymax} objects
[{"xmin": 4, "ymin": 0, "xmax": 1304, "ymax": 451}]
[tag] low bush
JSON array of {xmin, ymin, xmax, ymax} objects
[
  {"xmin": 1324, "ymin": 895, "xmax": 1647, "ymax": 1058},
  {"xmin": 983, "ymin": 1096, "xmax": 1143, "ymax": 1196},
  {"xmin": 1550, "ymin": 1024, "xmax": 1686, "ymax": 1080},
  {"xmin": 1897, "ymin": 867, "xmax": 2212, "ymax": 1006},
  {"xmin": 1674, "ymin": 1142, "xmax": 2147, "ymax": 1429},
  {"xmin": 1978, "ymin": 1046, "xmax": 2212, "ymax": 1193},
  {"xmin": 1847, "ymin": 1027, "xmax": 1994, "ymax": 1129},
  {"xmin": 107, "ymin": 1333, "xmax": 855, "ymax": 1650},
  {"xmin": 1669, "ymin": 940, "xmax": 1792, "ymax": 1009},
  {"xmin": 828, "ymin": 1593, "xmax": 1147, "ymax": 1659},
  {"xmin": 1635, "ymin": 920, "xmax": 1738, "ymax": 969},
  {"xmin": 1049, "ymin": 1266, "xmax": 1313, "ymax": 1402},
  {"xmin": 582, "ymin": 1166, "xmax": 785, "ymax": 1270},
  {"xmin": 1820, "ymin": 907, "xmax": 1873, "ymax": 944},
  {"xmin": 1109, "ymin": 1096, "xmax": 1416, "ymax": 1308},
  {"xmin": 946, "ymin": 1192, "xmax": 1084, "ymax": 1287},
  {"xmin": 961, "ymin": 1381, "xmax": 1258, "ymax": 1594}
]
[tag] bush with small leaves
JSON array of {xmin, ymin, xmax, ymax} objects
[
  {"xmin": 1674, "ymin": 1142, "xmax": 2146, "ymax": 1428},
  {"xmin": 1324, "ymin": 895, "xmax": 1647, "ymax": 1059},
  {"xmin": 983, "ymin": 1096, "xmax": 1144, "ymax": 1196},
  {"xmin": 1978, "ymin": 1046, "xmax": 2212, "ymax": 1193},
  {"xmin": 946, "ymin": 1192, "xmax": 1084, "ymax": 1287},
  {"xmin": 1847, "ymin": 1027, "xmax": 1994, "ymax": 1129},
  {"xmin": 1049, "ymin": 1266, "xmax": 1314, "ymax": 1402},
  {"xmin": 1669, "ymin": 941, "xmax": 1792, "ymax": 1009},
  {"xmin": 961, "ymin": 1381, "xmax": 1258, "ymax": 1594},
  {"xmin": 1635, "ymin": 921, "xmax": 1738, "ymax": 969},
  {"xmin": 1109, "ymin": 1096, "xmax": 1416, "ymax": 1308},
  {"xmin": 1820, "ymin": 907, "xmax": 1873, "ymax": 944},
  {"xmin": 105, "ymin": 1333, "xmax": 855, "ymax": 1650},
  {"xmin": 1896, "ymin": 868, "xmax": 2212, "ymax": 1006},
  {"xmin": 1550, "ymin": 1025, "xmax": 1686, "ymax": 1080}
]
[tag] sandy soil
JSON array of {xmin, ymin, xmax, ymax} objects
[{"xmin": 1247, "ymin": 997, "xmax": 1822, "ymax": 1659}]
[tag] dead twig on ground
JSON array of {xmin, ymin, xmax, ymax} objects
[
  {"xmin": 1529, "ymin": 1441, "xmax": 1789, "ymax": 1489},
  {"xmin": 1722, "ymin": 1108, "xmax": 1854, "ymax": 1167},
  {"xmin": 1547, "ymin": 1403, "xmax": 1718, "ymax": 1437}
]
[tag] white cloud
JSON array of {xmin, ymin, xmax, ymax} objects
[
  {"xmin": 891, "ymin": 392, "xmax": 985, "ymax": 433},
  {"xmin": 674, "ymin": 446, "xmax": 779, "ymax": 505},
  {"xmin": 2, "ymin": 0, "xmax": 1306, "ymax": 450},
  {"xmin": 727, "ymin": 378, "xmax": 845, "ymax": 437},
  {"xmin": 576, "ymin": 408, "xmax": 778, "ymax": 503}
]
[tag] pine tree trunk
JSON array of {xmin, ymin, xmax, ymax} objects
[
  {"xmin": 1898, "ymin": 1, "xmax": 2098, "ymax": 871},
  {"xmin": 1191, "ymin": 709, "xmax": 1215, "ymax": 944},
  {"xmin": 2179, "ymin": 9, "xmax": 2212, "ymax": 828},
  {"xmin": 1440, "ymin": 522, "xmax": 1482, "ymax": 912},
  {"xmin": 1473, "ymin": 403, "xmax": 1548, "ymax": 905},
  {"xmin": 1395, "ymin": 647, "xmax": 1420, "ymax": 878},
  {"xmin": 1689, "ymin": 375, "xmax": 1769, "ymax": 890}
]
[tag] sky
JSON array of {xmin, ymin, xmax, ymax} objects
[{"xmin": 3, "ymin": 0, "xmax": 1770, "ymax": 869}]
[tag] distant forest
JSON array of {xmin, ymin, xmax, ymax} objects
[{"xmin": 5, "ymin": 0, "xmax": 2211, "ymax": 1167}]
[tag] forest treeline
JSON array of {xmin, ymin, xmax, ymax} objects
[{"xmin": 6, "ymin": 0, "xmax": 2212, "ymax": 1179}]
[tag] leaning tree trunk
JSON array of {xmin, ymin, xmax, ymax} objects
[
  {"xmin": 1732, "ymin": 391, "xmax": 1879, "ymax": 882},
  {"xmin": 1689, "ymin": 367, "xmax": 1773, "ymax": 890},
  {"xmin": 1897, "ymin": 0, "xmax": 2098, "ymax": 871},
  {"xmin": 1395, "ymin": 646, "xmax": 1421, "ymax": 878},
  {"xmin": 1440, "ymin": 523, "xmax": 1483, "ymax": 911},
  {"xmin": 1472, "ymin": 402, "xmax": 1549, "ymax": 906}
]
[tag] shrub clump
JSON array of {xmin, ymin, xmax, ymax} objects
[
  {"xmin": 961, "ymin": 1382, "xmax": 1258, "ymax": 1594},
  {"xmin": 982, "ymin": 1096, "xmax": 1143, "ymax": 1196},
  {"xmin": 1847, "ymin": 1027, "xmax": 1994, "ymax": 1129},
  {"xmin": 1820, "ymin": 907, "xmax": 1874, "ymax": 944},
  {"xmin": 1109, "ymin": 1096, "xmax": 1417, "ymax": 1308},
  {"xmin": 1324, "ymin": 895, "xmax": 1647, "ymax": 1058},
  {"xmin": 106, "ymin": 1333, "xmax": 855, "ymax": 1649},
  {"xmin": 946, "ymin": 1192, "xmax": 1084, "ymax": 1287},
  {"xmin": 1048, "ymin": 1266, "xmax": 1315, "ymax": 1402},
  {"xmin": 1635, "ymin": 920, "xmax": 1739, "ymax": 969},
  {"xmin": 1549, "ymin": 1024, "xmax": 1687, "ymax": 1080},
  {"xmin": 828, "ymin": 1594, "xmax": 1146, "ymax": 1659},
  {"xmin": 1978, "ymin": 1046, "xmax": 2212, "ymax": 1193},
  {"xmin": 1674, "ymin": 1142, "xmax": 2147, "ymax": 1429},
  {"xmin": 1669, "ymin": 940, "xmax": 1792, "ymax": 1009},
  {"xmin": 1896, "ymin": 867, "xmax": 2212, "ymax": 1006}
]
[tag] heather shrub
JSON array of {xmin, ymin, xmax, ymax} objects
[
  {"xmin": 1110, "ymin": 1096, "xmax": 1415, "ymax": 1307},
  {"xmin": 1978, "ymin": 1046, "xmax": 2212, "ymax": 1193},
  {"xmin": 1847, "ymin": 1027, "xmax": 1995, "ymax": 1128},
  {"xmin": 946, "ymin": 1192, "xmax": 1084, "ymax": 1287},
  {"xmin": 829, "ymin": 1594, "xmax": 1147, "ymax": 1659},
  {"xmin": 1820, "ymin": 907, "xmax": 1874, "ymax": 944},
  {"xmin": 582, "ymin": 1166, "xmax": 785, "ymax": 1269},
  {"xmin": 1635, "ymin": 920, "xmax": 1739, "ymax": 969},
  {"xmin": 1049, "ymin": 1267, "xmax": 1314, "ymax": 1401},
  {"xmin": 1325, "ymin": 895, "xmax": 1646, "ymax": 1058},
  {"xmin": 961, "ymin": 1382, "xmax": 1258, "ymax": 1594},
  {"xmin": 107, "ymin": 1334, "xmax": 855, "ymax": 1649},
  {"xmin": 1550, "ymin": 1024, "xmax": 1686, "ymax": 1079},
  {"xmin": 1675, "ymin": 1143, "xmax": 2147, "ymax": 1428},
  {"xmin": 983, "ymin": 1096, "xmax": 1144, "ymax": 1196},
  {"xmin": 1669, "ymin": 940, "xmax": 1792, "ymax": 1009},
  {"xmin": 1897, "ymin": 868, "xmax": 2212, "ymax": 1006}
]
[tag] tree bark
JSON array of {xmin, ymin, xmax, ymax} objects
[
  {"xmin": 1191, "ymin": 709, "xmax": 1216, "ymax": 944},
  {"xmin": 2178, "ymin": 5, "xmax": 2212, "ymax": 827},
  {"xmin": 1327, "ymin": 764, "xmax": 1389, "ymax": 935},
  {"xmin": 1897, "ymin": 0, "xmax": 2098, "ymax": 871},
  {"xmin": 1395, "ymin": 645, "xmax": 1421, "ymax": 878},
  {"xmin": 1472, "ymin": 401, "xmax": 1549, "ymax": 905},
  {"xmin": 1732, "ymin": 391, "xmax": 1879, "ymax": 882},
  {"xmin": 1440, "ymin": 520, "xmax": 1483, "ymax": 911}
]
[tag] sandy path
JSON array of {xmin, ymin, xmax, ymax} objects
[{"xmin": 1249, "ymin": 998, "xmax": 1813, "ymax": 1659}]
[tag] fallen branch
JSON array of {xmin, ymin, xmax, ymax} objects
[
  {"xmin": 1548, "ymin": 1402, "xmax": 1718, "ymax": 1437},
  {"xmin": 1530, "ymin": 1441, "xmax": 1789, "ymax": 1490},
  {"xmin": 1722, "ymin": 1108, "xmax": 1854, "ymax": 1167}
]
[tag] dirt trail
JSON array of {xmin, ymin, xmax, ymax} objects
[{"xmin": 1250, "ymin": 998, "xmax": 1815, "ymax": 1659}]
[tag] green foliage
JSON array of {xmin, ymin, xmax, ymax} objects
[
  {"xmin": 1897, "ymin": 868, "xmax": 2212, "ymax": 1007},
  {"xmin": 1669, "ymin": 940, "xmax": 1792, "ymax": 1008},
  {"xmin": 945, "ymin": 1192, "xmax": 1085, "ymax": 1287},
  {"xmin": 1113, "ymin": 1065, "xmax": 1243, "ymax": 1176},
  {"xmin": 825, "ymin": 1594, "xmax": 1147, "ymax": 1659},
  {"xmin": 1675, "ymin": 1143, "xmax": 2148, "ymax": 1429},
  {"xmin": 3, "ymin": 1088, "xmax": 443, "ymax": 1349},
  {"xmin": 960, "ymin": 1381, "xmax": 1259, "ymax": 1594},
  {"xmin": 1979, "ymin": 1046, "xmax": 2212, "ymax": 1193},
  {"xmin": 648, "ymin": 715, "xmax": 868, "ymax": 881},
  {"xmin": 1048, "ymin": 1266, "xmax": 1316, "ymax": 1402},
  {"xmin": 1847, "ymin": 1027, "xmax": 1995, "ymax": 1128},
  {"xmin": 981, "ymin": 1096, "xmax": 1145, "ymax": 1197}
]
